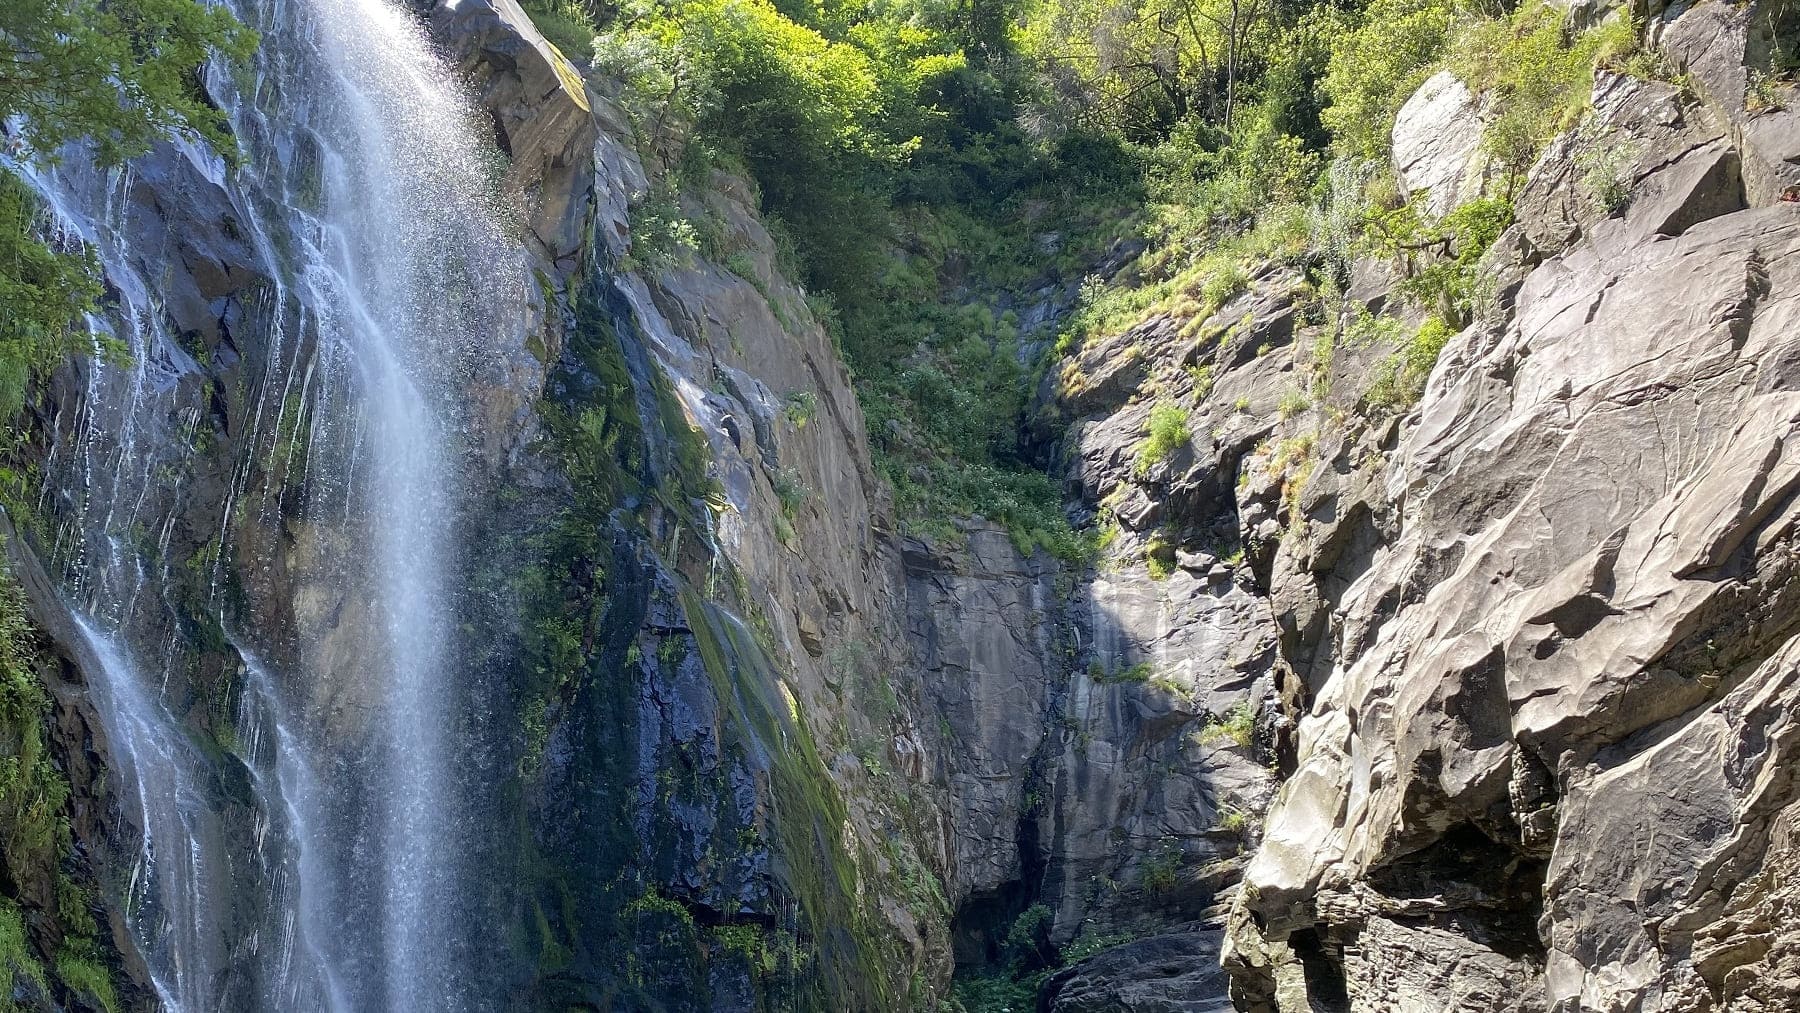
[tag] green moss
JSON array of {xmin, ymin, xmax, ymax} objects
[
  {"xmin": 681, "ymin": 589, "xmax": 893, "ymax": 1010},
  {"xmin": 54, "ymin": 949, "xmax": 118, "ymax": 1013},
  {"xmin": 0, "ymin": 899, "xmax": 48, "ymax": 997}
]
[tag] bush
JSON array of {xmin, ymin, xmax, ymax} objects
[
  {"xmin": 1455, "ymin": 4, "xmax": 1639, "ymax": 184},
  {"xmin": 1139, "ymin": 846, "xmax": 1182, "ymax": 894},
  {"xmin": 1003, "ymin": 904, "xmax": 1054, "ymax": 967},
  {"xmin": 1578, "ymin": 137, "xmax": 1638, "ymax": 215},
  {"xmin": 600, "ymin": 0, "xmax": 908, "ymax": 302},
  {"xmin": 1133, "ymin": 402, "xmax": 1191, "ymax": 476},
  {"xmin": 1199, "ymin": 702, "xmax": 1256, "ymax": 748},
  {"xmin": 519, "ymin": 0, "xmax": 599, "ymax": 57},
  {"xmin": 1321, "ymin": 0, "xmax": 1454, "ymax": 160},
  {"xmin": 1364, "ymin": 194, "xmax": 1514, "ymax": 322},
  {"xmin": 0, "ymin": 174, "xmax": 104, "ymax": 424},
  {"xmin": 1364, "ymin": 314, "xmax": 1456, "ymax": 412}
]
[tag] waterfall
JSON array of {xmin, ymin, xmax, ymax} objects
[{"xmin": 23, "ymin": 0, "xmax": 529, "ymax": 1008}]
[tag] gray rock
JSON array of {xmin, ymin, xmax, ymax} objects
[
  {"xmin": 1392, "ymin": 71, "xmax": 1488, "ymax": 217},
  {"xmin": 1045, "ymin": 928, "xmax": 1237, "ymax": 1012},
  {"xmin": 1230, "ymin": 196, "xmax": 1800, "ymax": 1008}
]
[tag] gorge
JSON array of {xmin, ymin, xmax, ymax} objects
[{"xmin": 0, "ymin": 0, "xmax": 1797, "ymax": 1010}]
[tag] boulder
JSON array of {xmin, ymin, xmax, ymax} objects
[{"xmin": 1392, "ymin": 71, "xmax": 1487, "ymax": 218}]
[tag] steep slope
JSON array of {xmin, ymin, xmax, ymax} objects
[{"xmin": 1147, "ymin": 3, "xmax": 1800, "ymax": 1008}]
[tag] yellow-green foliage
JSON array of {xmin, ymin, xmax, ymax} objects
[
  {"xmin": 0, "ymin": 900, "xmax": 48, "ymax": 999},
  {"xmin": 1199, "ymin": 701, "xmax": 1256, "ymax": 748},
  {"xmin": 55, "ymin": 949, "xmax": 119, "ymax": 1013},
  {"xmin": 1455, "ymin": 4, "xmax": 1639, "ymax": 179},
  {"xmin": 0, "ymin": 0, "xmax": 251, "ymax": 430},
  {"xmin": 519, "ymin": 0, "xmax": 599, "ymax": 57},
  {"xmin": 1364, "ymin": 314, "xmax": 1456, "ymax": 412},
  {"xmin": 1134, "ymin": 401, "xmax": 1191, "ymax": 476},
  {"xmin": 1364, "ymin": 195, "xmax": 1514, "ymax": 321},
  {"xmin": 1144, "ymin": 535, "xmax": 1176, "ymax": 580},
  {"xmin": 1322, "ymin": 0, "xmax": 1455, "ymax": 159},
  {"xmin": 1139, "ymin": 845, "xmax": 1182, "ymax": 894}
]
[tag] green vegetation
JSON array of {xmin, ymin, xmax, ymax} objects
[
  {"xmin": 1088, "ymin": 659, "xmax": 1154, "ymax": 684},
  {"xmin": 0, "ymin": 0, "xmax": 252, "ymax": 429},
  {"xmin": 1363, "ymin": 314, "xmax": 1456, "ymax": 413},
  {"xmin": 1199, "ymin": 701, "xmax": 1256, "ymax": 748},
  {"xmin": 0, "ymin": 565, "xmax": 125, "ymax": 1008},
  {"xmin": 0, "ymin": 899, "xmax": 48, "ymax": 1000},
  {"xmin": 953, "ymin": 904, "xmax": 1140, "ymax": 1011},
  {"xmin": 1139, "ymin": 844, "xmax": 1183, "ymax": 894},
  {"xmin": 1454, "ymin": 6, "xmax": 1636, "ymax": 184},
  {"xmin": 1133, "ymin": 401, "xmax": 1191, "ymax": 476},
  {"xmin": 522, "ymin": 0, "xmax": 1651, "ymax": 557}
]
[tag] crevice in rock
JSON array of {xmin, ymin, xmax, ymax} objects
[{"xmin": 1289, "ymin": 928, "xmax": 1350, "ymax": 1011}]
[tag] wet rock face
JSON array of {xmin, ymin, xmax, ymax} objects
[{"xmin": 431, "ymin": 0, "xmax": 597, "ymax": 269}]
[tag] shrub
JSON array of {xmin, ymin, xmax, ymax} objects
[
  {"xmin": 600, "ymin": 0, "xmax": 905, "ymax": 302},
  {"xmin": 1579, "ymin": 138, "xmax": 1638, "ymax": 216},
  {"xmin": 1199, "ymin": 702, "xmax": 1256, "ymax": 748},
  {"xmin": 0, "ymin": 175, "xmax": 103, "ymax": 423},
  {"xmin": 1455, "ymin": 4, "xmax": 1639, "ymax": 185},
  {"xmin": 1322, "ymin": 0, "xmax": 1455, "ymax": 160},
  {"xmin": 1139, "ymin": 846, "xmax": 1182, "ymax": 894},
  {"xmin": 1133, "ymin": 402, "xmax": 1191, "ymax": 476},
  {"xmin": 1003, "ymin": 904, "xmax": 1054, "ymax": 967},
  {"xmin": 1061, "ymin": 926, "xmax": 1135, "ymax": 963},
  {"xmin": 771, "ymin": 465, "xmax": 810, "ymax": 516},
  {"xmin": 1144, "ymin": 536, "xmax": 1176, "ymax": 580},
  {"xmin": 519, "ymin": 0, "xmax": 599, "ymax": 57},
  {"xmin": 1092, "ymin": 660, "xmax": 1154, "ymax": 683},
  {"xmin": 1365, "ymin": 195, "xmax": 1514, "ymax": 322},
  {"xmin": 1364, "ymin": 314, "xmax": 1456, "ymax": 412},
  {"xmin": 783, "ymin": 390, "xmax": 817, "ymax": 428},
  {"xmin": 1277, "ymin": 387, "xmax": 1311, "ymax": 419}
]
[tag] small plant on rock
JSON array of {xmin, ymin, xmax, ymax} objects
[
  {"xmin": 1199, "ymin": 701, "xmax": 1256, "ymax": 748},
  {"xmin": 1139, "ymin": 845, "xmax": 1182, "ymax": 894},
  {"xmin": 1133, "ymin": 401, "xmax": 1192, "ymax": 476},
  {"xmin": 1578, "ymin": 138, "xmax": 1638, "ymax": 216}
]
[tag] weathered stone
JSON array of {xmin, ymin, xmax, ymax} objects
[
  {"xmin": 1392, "ymin": 71, "xmax": 1487, "ymax": 217},
  {"xmin": 1044, "ymin": 927, "xmax": 1236, "ymax": 1012}
]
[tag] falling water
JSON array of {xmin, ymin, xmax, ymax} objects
[{"xmin": 24, "ymin": 0, "xmax": 528, "ymax": 1009}]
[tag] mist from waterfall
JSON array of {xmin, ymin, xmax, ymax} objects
[{"xmin": 25, "ymin": 0, "xmax": 529, "ymax": 1008}]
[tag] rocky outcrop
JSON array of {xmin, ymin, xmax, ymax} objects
[
  {"xmin": 1393, "ymin": 70, "xmax": 1488, "ymax": 217},
  {"xmin": 1217, "ymin": 4, "xmax": 1800, "ymax": 1007}
]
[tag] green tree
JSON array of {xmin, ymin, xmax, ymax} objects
[{"xmin": 1320, "ymin": 0, "xmax": 1453, "ymax": 160}]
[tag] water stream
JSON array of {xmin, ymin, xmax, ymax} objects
[{"xmin": 25, "ymin": 0, "xmax": 529, "ymax": 1008}]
